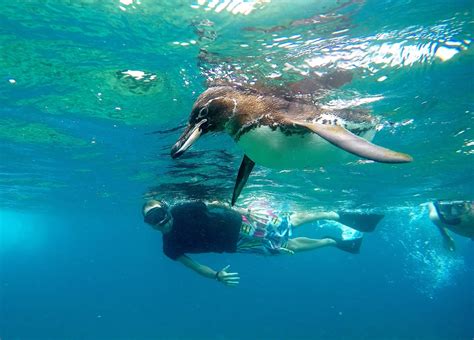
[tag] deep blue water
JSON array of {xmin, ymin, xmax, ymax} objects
[
  {"xmin": 1, "ymin": 0, "xmax": 473, "ymax": 339},
  {"xmin": 2, "ymin": 207, "xmax": 473, "ymax": 339}
]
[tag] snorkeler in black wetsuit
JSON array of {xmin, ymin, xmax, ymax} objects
[{"xmin": 142, "ymin": 199, "xmax": 380, "ymax": 286}]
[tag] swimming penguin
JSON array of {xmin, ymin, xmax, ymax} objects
[{"xmin": 170, "ymin": 84, "xmax": 412, "ymax": 205}]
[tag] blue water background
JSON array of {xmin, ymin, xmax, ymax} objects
[
  {"xmin": 2, "ymin": 207, "xmax": 473, "ymax": 339},
  {"xmin": 1, "ymin": 0, "xmax": 473, "ymax": 339}
]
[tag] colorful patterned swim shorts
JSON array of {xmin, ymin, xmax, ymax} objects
[{"xmin": 236, "ymin": 208, "xmax": 293, "ymax": 256}]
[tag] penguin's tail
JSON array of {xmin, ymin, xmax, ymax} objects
[{"xmin": 337, "ymin": 212, "xmax": 384, "ymax": 232}]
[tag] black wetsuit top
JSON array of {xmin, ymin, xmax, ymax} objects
[{"xmin": 162, "ymin": 202, "xmax": 242, "ymax": 260}]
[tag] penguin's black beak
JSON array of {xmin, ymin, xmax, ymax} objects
[{"xmin": 170, "ymin": 119, "xmax": 207, "ymax": 158}]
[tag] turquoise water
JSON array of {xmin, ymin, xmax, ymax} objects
[{"xmin": 1, "ymin": 1, "xmax": 473, "ymax": 339}]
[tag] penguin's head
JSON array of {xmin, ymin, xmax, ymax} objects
[{"xmin": 171, "ymin": 87, "xmax": 236, "ymax": 158}]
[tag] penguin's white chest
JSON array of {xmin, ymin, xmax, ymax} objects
[{"xmin": 236, "ymin": 126, "xmax": 374, "ymax": 169}]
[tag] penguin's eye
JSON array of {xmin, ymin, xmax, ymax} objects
[{"xmin": 195, "ymin": 106, "xmax": 209, "ymax": 121}]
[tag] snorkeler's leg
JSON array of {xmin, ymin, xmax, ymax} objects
[
  {"xmin": 287, "ymin": 234, "xmax": 363, "ymax": 254},
  {"xmin": 291, "ymin": 211, "xmax": 339, "ymax": 227},
  {"xmin": 286, "ymin": 237, "xmax": 336, "ymax": 252}
]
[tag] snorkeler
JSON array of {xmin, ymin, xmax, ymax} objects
[
  {"xmin": 143, "ymin": 199, "xmax": 383, "ymax": 286},
  {"xmin": 428, "ymin": 200, "xmax": 474, "ymax": 252}
]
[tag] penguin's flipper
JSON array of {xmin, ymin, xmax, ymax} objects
[
  {"xmin": 231, "ymin": 155, "xmax": 255, "ymax": 206},
  {"xmin": 338, "ymin": 212, "xmax": 385, "ymax": 232},
  {"xmin": 286, "ymin": 119, "xmax": 413, "ymax": 164}
]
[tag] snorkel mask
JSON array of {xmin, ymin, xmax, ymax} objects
[
  {"xmin": 433, "ymin": 200, "xmax": 469, "ymax": 225},
  {"xmin": 144, "ymin": 201, "xmax": 172, "ymax": 226}
]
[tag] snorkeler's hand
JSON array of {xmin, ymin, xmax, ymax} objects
[
  {"xmin": 216, "ymin": 265, "xmax": 240, "ymax": 287},
  {"xmin": 442, "ymin": 236, "xmax": 456, "ymax": 252}
]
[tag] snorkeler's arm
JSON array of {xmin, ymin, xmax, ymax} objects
[
  {"xmin": 428, "ymin": 202, "xmax": 456, "ymax": 251},
  {"xmin": 177, "ymin": 255, "xmax": 240, "ymax": 286},
  {"xmin": 435, "ymin": 225, "xmax": 456, "ymax": 252}
]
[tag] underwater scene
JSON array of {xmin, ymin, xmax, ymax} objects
[{"xmin": 1, "ymin": 0, "xmax": 473, "ymax": 339}]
